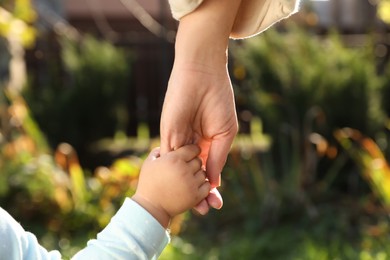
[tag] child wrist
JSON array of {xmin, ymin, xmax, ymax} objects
[{"xmin": 131, "ymin": 193, "xmax": 171, "ymax": 229}]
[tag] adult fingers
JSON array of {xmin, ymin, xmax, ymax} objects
[
  {"xmin": 206, "ymin": 188, "xmax": 223, "ymax": 210},
  {"xmin": 159, "ymin": 140, "xmax": 171, "ymax": 156},
  {"xmin": 193, "ymin": 188, "xmax": 222, "ymax": 214},
  {"xmin": 192, "ymin": 199, "xmax": 210, "ymax": 215},
  {"xmin": 160, "ymin": 131, "xmax": 193, "ymax": 155},
  {"xmin": 160, "ymin": 133, "xmax": 178, "ymax": 155},
  {"xmin": 206, "ymin": 136, "xmax": 235, "ymax": 187},
  {"xmin": 160, "ymin": 117, "xmax": 192, "ymax": 155}
]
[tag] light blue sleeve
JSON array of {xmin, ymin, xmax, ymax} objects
[
  {"xmin": 0, "ymin": 207, "xmax": 62, "ymax": 260},
  {"xmin": 72, "ymin": 198, "xmax": 170, "ymax": 260},
  {"xmin": 0, "ymin": 198, "xmax": 170, "ymax": 260}
]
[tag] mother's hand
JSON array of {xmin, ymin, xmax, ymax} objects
[
  {"xmin": 160, "ymin": 0, "xmax": 241, "ymax": 215},
  {"xmin": 160, "ymin": 60, "xmax": 238, "ymax": 215}
]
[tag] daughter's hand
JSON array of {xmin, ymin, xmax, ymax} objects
[{"xmin": 132, "ymin": 145, "xmax": 211, "ymax": 228}]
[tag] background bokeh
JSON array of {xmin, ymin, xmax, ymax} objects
[{"xmin": 1, "ymin": 0, "xmax": 390, "ymax": 259}]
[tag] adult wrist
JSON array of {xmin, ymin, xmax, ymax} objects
[
  {"xmin": 173, "ymin": 0, "xmax": 241, "ymax": 66},
  {"xmin": 174, "ymin": 22, "xmax": 229, "ymax": 67}
]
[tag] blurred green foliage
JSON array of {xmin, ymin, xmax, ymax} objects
[
  {"xmin": 23, "ymin": 36, "xmax": 132, "ymax": 167},
  {"xmin": 0, "ymin": 90, "xmax": 143, "ymax": 259},
  {"xmin": 232, "ymin": 26, "xmax": 387, "ymax": 193},
  {"xmin": 1, "ymin": 15, "xmax": 390, "ymax": 260},
  {"xmin": 159, "ymin": 26, "xmax": 390, "ymax": 259},
  {"xmin": 335, "ymin": 128, "xmax": 390, "ymax": 207},
  {"xmin": 233, "ymin": 27, "xmax": 384, "ymax": 139},
  {"xmin": 382, "ymin": 64, "xmax": 390, "ymax": 120}
]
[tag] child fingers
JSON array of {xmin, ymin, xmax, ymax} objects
[
  {"xmin": 188, "ymin": 157, "xmax": 203, "ymax": 172},
  {"xmin": 146, "ymin": 147, "xmax": 160, "ymax": 161},
  {"xmin": 198, "ymin": 181, "xmax": 211, "ymax": 200},
  {"xmin": 174, "ymin": 144, "xmax": 201, "ymax": 161},
  {"xmin": 194, "ymin": 170, "xmax": 208, "ymax": 186}
]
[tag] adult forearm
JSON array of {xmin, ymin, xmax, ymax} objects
[{"xmin": 174, "ymin": 0, "xmax": 242, "ymax": 67}]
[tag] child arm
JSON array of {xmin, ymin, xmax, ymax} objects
[
  {"xmin": 74, "ymin": 145, "xmax": 209, "ymax": 259},
  {"xmin": 0, "ymin": 145, "xmax": 208, "ymax": 260},
  {"xmin": 0, "ymin": 207, "xmax": 62, "ymax": 260},
  {"xmin": 0, "ymin": 199, "xmax": 168, "ymax": 260},
  {"xmin": 72, "ymin": 198, "xmax": 169, "ymax": 260}
]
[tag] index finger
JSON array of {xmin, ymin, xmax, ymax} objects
[{"xmin": 173, "ymin": 144, "xmax": 201, "ymax": 162}]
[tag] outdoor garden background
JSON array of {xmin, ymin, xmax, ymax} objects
[{"xmin": 1, "ymin": 0, "xmax": 390, "ymax": 259}]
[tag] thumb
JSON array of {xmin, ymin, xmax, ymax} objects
[{"xmin": 206, "ymin": 136, "xmax": 234, "ymax": 187}]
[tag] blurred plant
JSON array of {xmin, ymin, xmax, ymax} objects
[
  {"xmin": 216, "ymin": 118, "xmax": 350, "ymax": 230},
  {"xmin": 169, "ymin": 26, "xmax": 390, "ymax": 259},
  {"xmin": 173, "ymin": 124, "xmax": 390, "ymax": 259},
  {"xmin": 232, "ymin": 26, "xmax": 386, "ymax": 191},
  {"xmin": 0, "ymin": 89, "xmax": 52, "ymax": 185},
  {"xmin": 23, "ymin": 35, "xmax": 132, "ymax": 168},
  {"xmin": 381, "ymin": 61, "xmax": 390, "ymax": 122},
  {"xmin": 233, "ymin": 26, "xmax": 384, "ymax": 137},
  {"xmin": 335, "ymin": 128, "xmax": 390, "ymax": 207},
  {"xmin": 0, "ymin": 87, "xmax": 150, "ymax": 258}
]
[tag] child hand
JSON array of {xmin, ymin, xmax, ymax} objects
[{"xmin": 132, "ymin": 145, "xmax": 211, "ymax": 228}]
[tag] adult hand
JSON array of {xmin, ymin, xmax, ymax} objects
[
  {"xmin": 161, "ymin": 0, "xmax": 241, "ymax": 215},
  {"xmin": 160, "ymin": 61, "xmax": 238, "ymax": 215}
]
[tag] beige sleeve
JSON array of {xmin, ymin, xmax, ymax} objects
[
  {"xmin": 168, "ymin": 0, "xmax": 205, "ymax": 20},
  {"xmin": 231, "ymin": 0, "xmax": 300, "ymax": 39},
  {"xmin": 168, "ymin": 0, "xmax": 300, "ymax": 39}
]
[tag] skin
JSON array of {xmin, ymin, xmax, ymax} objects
[
  {"xmin": 160, "ymin": 0, "xmax": 242, "ymax": 215},
  {"xmin": 132, "ymin": 145, "xmax": 211, "ymax": 228}
]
